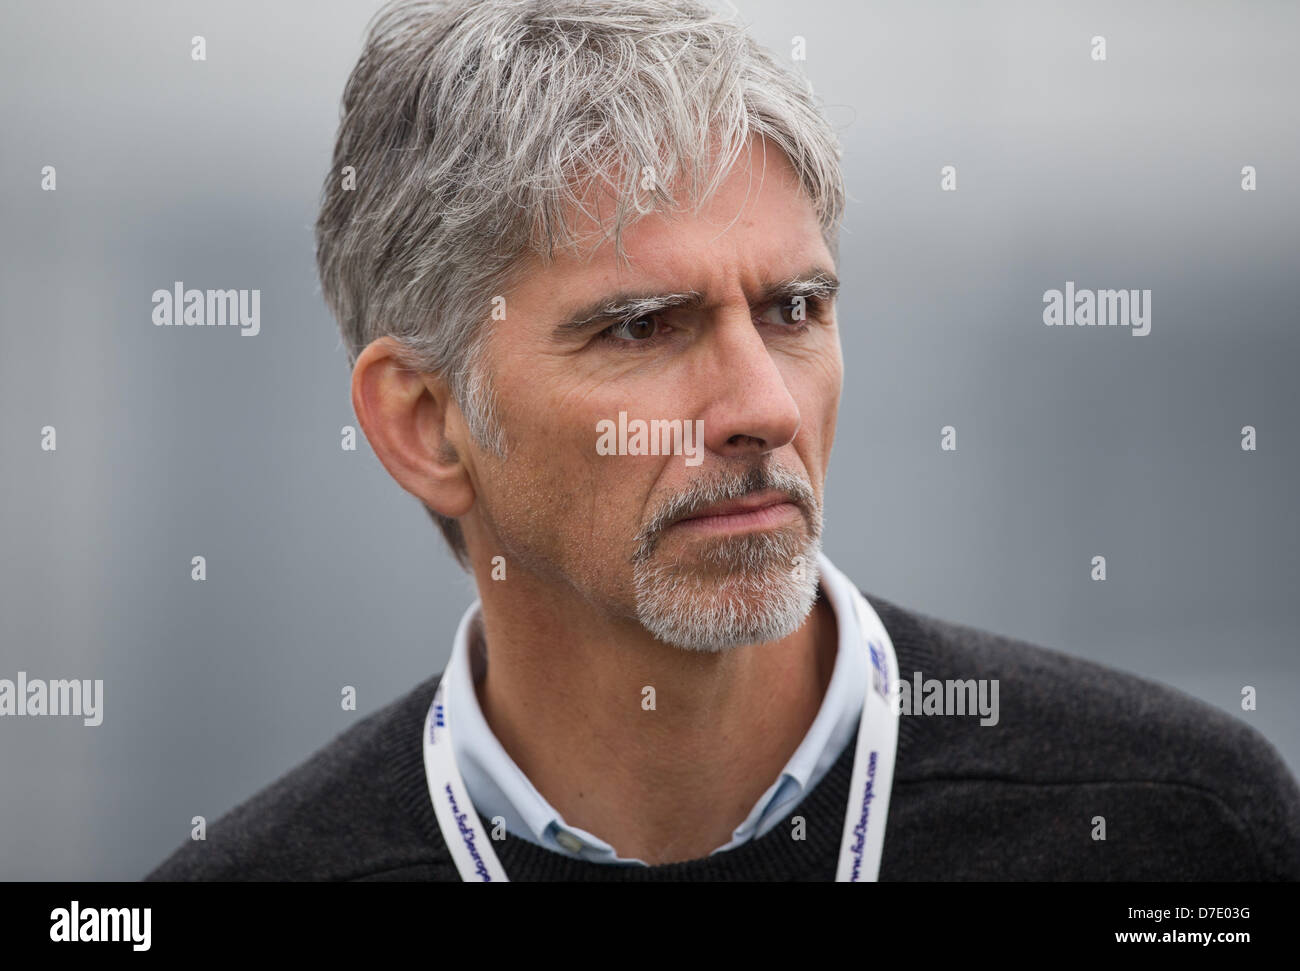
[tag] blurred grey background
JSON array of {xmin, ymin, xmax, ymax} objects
[{"xmin": 1, "ymin": 0, "xmax": 1296, "ymax": 879}]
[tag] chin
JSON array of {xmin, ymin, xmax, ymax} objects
[{"xmin": 632, "ymin": 532, "xmax": 823, "ymax": 653}]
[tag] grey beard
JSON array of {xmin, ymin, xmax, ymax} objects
[{"xmin": 632, "ymin": 530, "xmax": 823, "ymax": 653}]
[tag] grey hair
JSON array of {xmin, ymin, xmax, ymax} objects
[{"xmin": 315, "ymin": 0, "xmax": 847, "ymax": 569}]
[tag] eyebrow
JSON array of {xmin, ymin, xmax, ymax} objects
[{"xmin": 552, "ymin": 267, "xmax": 841, "ymax": 336}]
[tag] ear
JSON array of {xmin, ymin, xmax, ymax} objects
[{"xmin": 350, "ymin": 337, "xmax": 475, "ymax": 519}]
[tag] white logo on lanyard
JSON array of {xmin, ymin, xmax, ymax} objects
[{"xmin": 422, "ymin": 574, "xmax": 899, "ymax": 882}]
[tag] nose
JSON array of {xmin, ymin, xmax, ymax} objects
[{"xmin": 695, "ymin": 304, "xmax": 802, "ymax": 460}]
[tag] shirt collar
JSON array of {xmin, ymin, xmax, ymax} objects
[{"xmin": 445, "ymin": 551, "xmax": 871, "ymax": 865}]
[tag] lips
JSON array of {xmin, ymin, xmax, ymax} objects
[{"xmin": 676, "ymin": 490, "xmax": 797, "ymax": 524}]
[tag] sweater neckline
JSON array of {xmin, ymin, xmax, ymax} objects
[{"xmin": 383, "ymin": 590, "xmax": 933, "ymax": 880}]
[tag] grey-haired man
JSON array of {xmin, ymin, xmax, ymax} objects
[{"xmin": 147, "ymin": 0, "xmax": 1300, "ymax": 882}]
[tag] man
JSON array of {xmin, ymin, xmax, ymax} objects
[{"xmin": 146, "ymin": 0, "xmax": 1300, "ymax": 881}]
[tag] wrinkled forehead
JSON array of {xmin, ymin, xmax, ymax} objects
[{"xmin": 504, "ymin": 138, "xmax": 832, "ymax": 315}]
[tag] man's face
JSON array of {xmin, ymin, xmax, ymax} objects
[{"xmin": 465, "ymin": 136, "xmax": 843, "ymax": 651}]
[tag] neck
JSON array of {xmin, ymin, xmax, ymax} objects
[{"xmin": 470, "ymin": 563, "xmax": 838, "ymax": 865}]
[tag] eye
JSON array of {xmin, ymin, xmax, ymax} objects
[
  {"xmin": 757, "ymin": 296, "xmax": 819, "ymax": 328},
  {"xmin": 602, "ymin": 314, "xmax": 663, "ymax": 343}
]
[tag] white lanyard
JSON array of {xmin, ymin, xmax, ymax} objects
[{"xmin": 422, "ymin": 583, "xmax": 899, "ymax": 882}]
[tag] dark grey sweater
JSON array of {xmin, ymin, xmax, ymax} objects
[{"xmin": 144, "ymin": 592, "xmax": 1300, "ymax": 881}]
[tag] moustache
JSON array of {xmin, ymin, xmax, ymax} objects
[{"xmin": 632, "ymin": 463, "xmax": 820, "ymax": 561}]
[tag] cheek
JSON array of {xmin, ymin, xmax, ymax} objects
[
  {"xmin": 786, "ymin": 342, "xmax": 842, "ymax": 441},
  {"xmin": 773, "ymin": 360, "xmax": 838, "ymax": 504},
  {"xmin": 476, "ymin": 388, "xmax": 648, "ymax": 574},
  {"xmin": 821, "ymin": 348, "xmax": 843, "ymax": 431}
]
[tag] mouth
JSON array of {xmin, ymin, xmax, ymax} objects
[{"xmin": 670, "ymin": 490, "xmax": 802, "ymax": 536}]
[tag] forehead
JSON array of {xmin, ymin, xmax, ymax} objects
[{"xmin": 506, "ymin": 138, "xmax": 832, "ymax": 317}]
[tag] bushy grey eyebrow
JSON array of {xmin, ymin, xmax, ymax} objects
[
  {"xmin": 554, "ymin": 267, "xmax": 840, "ymax": 336},
  {"xmin": 557, "ymin": 290, "xmax": 705, "ymax": 335},
  {"xmin": 754, "ymin": 270, "xmax": 840, "ymax": 308}
]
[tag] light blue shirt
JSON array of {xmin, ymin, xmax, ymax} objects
[{"xmin": 444, "ymin": 551, "xmax": 869, "ymax": 865}]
